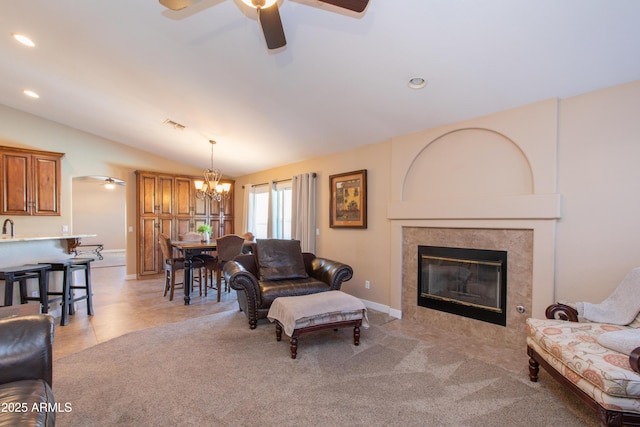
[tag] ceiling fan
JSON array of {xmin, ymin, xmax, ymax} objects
[{"xmin": 159, "ymin": 0, "xmax": 369, "ymax": 50}]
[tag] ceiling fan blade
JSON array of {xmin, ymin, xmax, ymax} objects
[
  {"xmin": 258, "ymin": 4, "xmax": 287, "ymax": 50},
  {"xmin": 159, "ymin": 0, "xmax": 194, "ymax": 11},
  {"xmin": 317, "ymin": 0, "xmax": 369, "ymax": 13}
]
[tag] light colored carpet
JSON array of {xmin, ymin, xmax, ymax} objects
[{"xmin": 54, "ymin": 309, "xmax": 597, "ymax": 426}]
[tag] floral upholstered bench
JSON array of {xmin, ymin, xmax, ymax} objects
[{"xmin": 526, "ymin": 303, "xmax": 640, "ymax": 426}]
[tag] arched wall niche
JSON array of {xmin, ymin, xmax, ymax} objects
[{"xmin": 402, "ymin": 128, "xmax": 534, "ymax": 201}]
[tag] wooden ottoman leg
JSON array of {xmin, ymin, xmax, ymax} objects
[
  {"xmin": 290, "ymin": 332, "xmax": 299, "ymax": 359},
  {"xmin": 275, "ymin": 322, "xmax": 283, "ymax": 341},
  {"xmin": 353, "ymin": 319, "xmax": 362, "ymax": 346}
]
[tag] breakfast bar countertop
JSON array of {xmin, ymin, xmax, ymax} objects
[
  {"xmin": 0, "ymin": 234, "xmax": 98, "ymax": 269},
  {"xmin": 0, "ymin": 234, "xmax": 96, "ymax": 242}
]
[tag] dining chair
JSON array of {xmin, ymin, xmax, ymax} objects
[
  {"xmin": 179, "ymin": 231, "xmax": 203, "ymax": 242},
  {"xmin": 159, "ymin": 234, "xmax": 205, "ymax": 301},
  {"xmin": 181, "ymin": 231, "xmax": 218, "ymax": 267},
  {"xmin": 200, "ymin": 234, "xmax": 245, "ymax": 301}
]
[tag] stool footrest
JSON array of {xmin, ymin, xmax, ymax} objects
[{"xmin": 73, "ymin": 243, "xmax": 104, "ymax": 260}]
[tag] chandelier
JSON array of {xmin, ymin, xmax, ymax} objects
[{"xmin": 194, "ymin": 140, "xmax": 231, "ymax": 202}]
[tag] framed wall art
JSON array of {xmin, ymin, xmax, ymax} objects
[{"xmin": 329, "ymin": 169, "xmax": 367, "ymax": 229}]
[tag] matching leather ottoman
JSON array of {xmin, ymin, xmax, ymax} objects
[{"xmin": 267, "ymin": 290, "xmax": 368, "ymax": 359}]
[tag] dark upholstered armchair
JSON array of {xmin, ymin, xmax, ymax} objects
[
  {"xmin": 0, "ymin": 314, "xmax": 56, "ymax": 427},
  {"xmin": 223, "ymin": 239, "xmax": 353, "ymax": 329}
]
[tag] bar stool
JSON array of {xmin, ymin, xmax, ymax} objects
[
  {"xmin": 39, "ymin": 258, "xmax": 94, "ymax": 326},
  {"xmin": 0, "ymin": 264, "xmax": 52, "ymax": 312}
]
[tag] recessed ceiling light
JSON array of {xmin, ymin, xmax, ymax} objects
[
  {"xmin": 12, "ymin": 33, "xmax": 35, "ymax": 47},
  {"xmin": 408, "ymin": 77, "xmax": 427, "ymax": 89},
  {"xmin": 23, "ymin": 89, "xmax": 40, "ymax": 99}
]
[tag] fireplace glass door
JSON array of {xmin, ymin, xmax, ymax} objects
[{"xmin": 418, "ymin": 246, "xmax": 507, "ymax": 326}]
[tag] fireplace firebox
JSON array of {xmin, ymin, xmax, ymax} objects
[{"xmin": 417, "ymin": 245, "xmax": 507, "ymax": 326}]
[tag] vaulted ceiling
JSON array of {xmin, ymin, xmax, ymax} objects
[{"xmin": 2, "ymin": 1, "xmax": 639, "ymax": 177}]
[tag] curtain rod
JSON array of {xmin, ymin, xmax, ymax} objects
[{"xmin": 242, "ymin": 173, "xmax": 316, "ymax": 189}]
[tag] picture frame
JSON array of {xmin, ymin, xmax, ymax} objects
[{"xmin": 329, "ymin": 169, "xmax": 367, "ymax": 229}]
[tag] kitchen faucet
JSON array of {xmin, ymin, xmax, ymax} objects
[{"xmin": 2, "ymin": 218, "xmax": 14, "ymax": 237}]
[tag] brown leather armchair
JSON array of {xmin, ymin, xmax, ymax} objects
[
  {"xmin": 0, "ymin": 314, "xmax": 56, "ymax": 427},
  {"xmin": 223, "ymin": 239, "xmax": 353, "ymax": 329}
]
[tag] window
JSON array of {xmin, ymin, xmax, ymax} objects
[
  {"xmin": 272, "ymin": 180, "xmax": 292, "ymax": 239},
  {"xmin": 249, "ymin": 184, "xmax": 270, "ymax": 239},
  {"xmin": 248, "ymin": 180, "xmax": 292, "ymax": 239}
]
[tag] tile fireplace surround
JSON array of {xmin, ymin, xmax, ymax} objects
[{"xmin": 403, "ymin": 227, "xmax": 533, "ymax": 352}]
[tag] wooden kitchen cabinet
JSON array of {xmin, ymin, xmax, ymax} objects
[
  {"xmin": 135, "ymin": 170, "xmax": 234, "ymax": 277},
  {"xmin": 0, "ymin": 146, "xmax": 64, "ymax": 216}
]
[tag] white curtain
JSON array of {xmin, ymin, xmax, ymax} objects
[
  {"xmin": 241, "ymin": 183, "xmax": 254, "ymax": 236},
  {"xmin": 292, "ymin": 173, "xmax": 316, "ymax": 253},
  {"xmin": 267, "ymin": 180, "xmax": 276, "ymax": 238}
]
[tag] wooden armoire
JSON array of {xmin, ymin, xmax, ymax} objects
[{"xmin": 135, "ymin": 170, "xmax": 234, "ymax": 277}]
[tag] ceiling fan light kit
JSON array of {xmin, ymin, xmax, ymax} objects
[
  {"xmin": 104, "ymin": 178, "xmax": 116, "ymax": 190},
  {"xmin": 159, "ymin": 0, "xmax": 369, "ymax": 50},
  {"xmin": 241, "ymin": 0, "xmax": 278, "ymax": 8}
]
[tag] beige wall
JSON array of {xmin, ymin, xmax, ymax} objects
[
  {"xmin": 556, "ymin": 80, "xmax": 640, "ymax": 303},
  {"xmin": 0, "ymin": 105, "xmax": 201, "ymax": 277},
  {"xmin": 231, "ymin": 140, "xmax": 391, "ymax": 307},
  {"xmin": 72, "ymin": 177, "xmax": 126, "ymax": 250}
]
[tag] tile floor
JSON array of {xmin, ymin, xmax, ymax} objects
[{"xmin": 52, "ymin": 265, "xmax": 238, "ymax": 360}]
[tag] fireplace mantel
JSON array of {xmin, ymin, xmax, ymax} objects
[{"xmin": 387, "ymin": 194, "xmax": 561, "ymax": 221}]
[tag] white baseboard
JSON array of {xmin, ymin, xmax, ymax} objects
[
  {"xmin": 388, "ymin": 307, "xmax": 402, "ymax": 319},
  {"xmin": 360, "ymin": 298, "xmax": 402, "ymax": 319}
]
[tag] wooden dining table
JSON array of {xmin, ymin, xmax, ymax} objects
[{"xmin": 171, "ymin": 241, "xmax": 217, "ymax": 305}]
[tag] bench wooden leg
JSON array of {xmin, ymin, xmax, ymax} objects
[
  {"xmin": 527, "ymin": 346, "xmax": 540, "ymax": 382},
  {"xmin": 290, "ymin": 334, "xmax": 299, "ymax": 359},
  {"xmin": 528, "ymin": 356, "xmax": 539, "ymax": 382}
]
